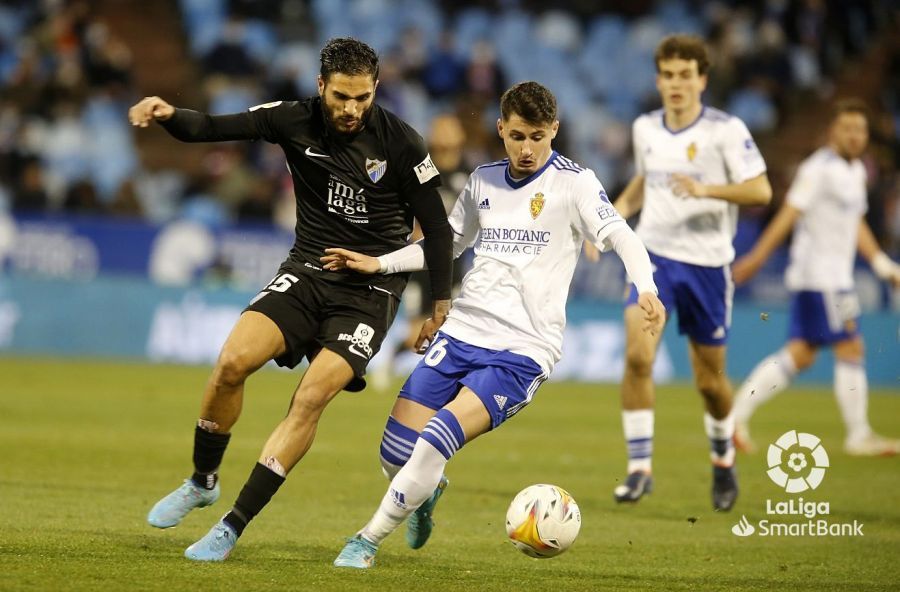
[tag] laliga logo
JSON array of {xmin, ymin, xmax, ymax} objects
[{"xmin": 766, "ymin": 430, "xmax": 829, "ymax": 493}]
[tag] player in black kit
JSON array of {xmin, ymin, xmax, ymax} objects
[{"xmin": 129, "ymin": 38, "xmax": 452, "ymax": 561}]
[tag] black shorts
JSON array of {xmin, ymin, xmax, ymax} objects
[{"xmin": 245, "ymin": 265, "xmax": 400, "ymax": 392}]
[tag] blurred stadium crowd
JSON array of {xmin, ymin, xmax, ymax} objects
[{"xmin": 1, "ymin": 0, "xmax": 899, "ymax": 258}]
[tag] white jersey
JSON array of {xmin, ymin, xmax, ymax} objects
[
  {"xmin": 785, "ymin": 147, "xmax": 867, "ymax": 291},
  {"xmin": 440, "ymin": 152, "xmax": 628, "ymax": 373},
  {"xmin": 633, "ymin": 106, "xmax": 767, "ymax": 266}
]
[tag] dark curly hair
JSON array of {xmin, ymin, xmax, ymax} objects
[
  {"xmin": 654, "ymin": 34, "xmax": 710, "ymax": 76},
  {"xmin": 500, "ymin": 81, "xmax": 558, "ymax": 125},
  {"xmin": 320, "ymin": 37, "xmax": 379, "ymax": 80}
]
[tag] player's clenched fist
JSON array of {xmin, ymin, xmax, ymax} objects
[{"xmin": 128, "ymin": 96, "xmax": 175, "ymax": 128}]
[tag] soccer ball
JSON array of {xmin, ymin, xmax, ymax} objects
[{"xmin": 505, "ymin": 484, "xmax": 581, "ymax": 558}]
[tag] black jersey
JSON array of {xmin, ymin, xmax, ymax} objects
[{"xmin": 159, "ymin": 98, "xmax": 452, "ymax": 298}]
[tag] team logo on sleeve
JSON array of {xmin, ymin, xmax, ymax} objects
[
  {"xmin": 414, "ymin": 153, "xmax": 439, "ymax": 184},
  {"xmin": 686, "ymin": 142, "xmax": 698, "ymax": 162},
  {"xmin": 365, "ymin": 158, "xmax": 387, "ymax": 183},
  {"xmin": 529, "ymin": 192, "xmax": 545, "ymax": 219}
]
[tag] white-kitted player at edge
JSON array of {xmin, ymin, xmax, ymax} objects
[
  {"xmin": 611, "ymin": 34, "xmax": 772, "ymax": 510},
  {"xmin": 321, "ymin": 81, "xmax": 665, "ymax": 569},
  {"xmin": 732, "ymin": 98, "xmax": 900, "ymax": 456}
]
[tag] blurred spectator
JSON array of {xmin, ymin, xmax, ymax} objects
[
  {"xmin": 229, "ymin": 0, "xmax": 284, "ymax": 21},
  {"xmin": 236, "ymin": 175, "xmax": 279, "ymax": 222},
  {"xmin": 425, "ymin": 112, "xmax": 468, "ymax": 225},
  {"xmin": 12, "ymin": 157, "xmax": 49, "ymax": 212},
  {"xmin": 202, "ymin": 17, "xmax": 260, "ymax": 77},
  {"xmin": 204, "ymin": 144, "xmax": 260, "ymax": 214},
  {"xmin": 422, "ymin": 31, "xmax": 464, "ymax": 99},
  {"xmin": 62, "ymin": 179, "xmax": 101, "ymax": 213},
  {"xmin": 82, "ymin": 21, "xmax": 132, "ymax": 91},
  {"xmin": 108, "ymin": 179, "xmax": 144, "ymax": 218},
  {"xmin": 464, "ymin": 40, "xmax": 504, "ymax": 101}
]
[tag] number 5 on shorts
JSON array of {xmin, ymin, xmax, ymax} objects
[
  {"xmin": 424, "ymin": 338, "xmax": 448, "ymax": 367},
  {"xmin": 266, "ymin": 273, "xmax": 299, "ymax": 293}
]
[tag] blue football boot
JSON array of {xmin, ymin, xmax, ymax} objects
[
  {"xmin": 613, "ymin": 471, "xmax": 653, "ymax": 503},
  {"xmin": 333, "ymin": 534, "xmax": 379, "ymax": 569},
  {"xmin": 712, "ymin": 465, "xmax": 738, "ymax": 512},
  {"xmin": 147, "ymin": 479, "xmax": 220, "ymax": 528},
  {"xmin": 406, "ymin": 475, "xmax": 449, "ymax": 549},
  {"xmin": 184, "ymin": 520, "xmax": 237, "ymax": 561}
]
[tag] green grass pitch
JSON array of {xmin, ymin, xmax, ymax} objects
[{"xmin": 1, "ymin": 358, "xmax": 898, "ymax": 591}]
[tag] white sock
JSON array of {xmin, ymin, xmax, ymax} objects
[
  {"xmin": 733, "ymin": 348, "xmax": 797, "ymax": 424},
  {"xmin": 622, "ymin": 410, "xmax": 654, "ymax": 474},
  {"xmin": 361, "ymin": 438, "xmax": 447, "ymax": 545},
  {"xmin": 834, "ymin": 360, "xmax": 871, "ymax": 443},
  {"xmin": 380, "ymin": 458, "xmax": 402, "ymax": 481},
  {"xmin": 704, "ymin": 412, "xmax": 735, "ymax": 467}
]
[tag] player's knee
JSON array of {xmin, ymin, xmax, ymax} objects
[
  {"xmin": 214, "ymin": 349, "xmax": 256, "ymax": 387},
  {"xmin": 834, "ymin": 338, "xmax": 864, "ymax": 363},
  {"xmin": 791, "ymin": 346, "xmax": 817, "ymax": 371},
  {"xmin": 288, "ymin": 383, "xmax": 336, "ymax": 420},
  {"xmin": 625, "ymin": 346, "xmax": 655, "ymax": 377},
  {"xmin": 696, "ymin": 374, "xmax": 728, "ymax": 403}
]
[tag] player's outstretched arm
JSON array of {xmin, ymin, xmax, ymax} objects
[
  {"xmin": 670, "ymin": 172, "xmax": 772, "ymax": 206},
  {"xmin": 732, "ymin": 203, "xmax": 800, "ymax": 285},
  {"xmin": 130, "ymin": 98, "xmax": 271, "ymax": 143},
  {"xmin": 858, "ymin": 219, "xmax": 900, "ymax": 288},
  {"xmin": 128, "ymin": 96, "xmax": 175, "ymax": 128}
]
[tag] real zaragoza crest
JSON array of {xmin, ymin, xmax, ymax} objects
[
  {"xmin": 365, "ymin": 158, "xmax": 387, "ymax": 183},
  {"xmin": 530, "ymin": 192, "xmax": 545, "ymax": 219},
  {"xmin": 686, "ymin": 142, "xmax": 698, "ymax": 162}
]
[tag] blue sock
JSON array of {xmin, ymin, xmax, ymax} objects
[
  {"xmin": 380, "ymin": 415, "xmax": 419, "ymax": 467},
  {"xmin": 420, "ymin": 409, "xmax": 465, "ymax": 460}
]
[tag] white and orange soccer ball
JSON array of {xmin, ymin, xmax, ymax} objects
[{"xmin": 505, "ymin": 484, "xmax": 581, "ymax": 558}]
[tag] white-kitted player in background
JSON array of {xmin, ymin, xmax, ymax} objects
[
  {"xmin": 732, "ymin": 98, "xmax": 900, "ymax": 456},
  {"xmin": 322, "ymin": 81, "xmax": 664, "ymax": 568},
  {"xmin": 611, "ymin": 34, "xmax": 772, "ymax": 510}
]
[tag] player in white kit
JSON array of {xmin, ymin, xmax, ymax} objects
[
  {"xmin": 322, "ymin": 82, "xmax": 665, "ymax": 568},
  {"xmin": 611, "ymin": 35, "xmax": 772, "ymax": 510},
  {"xmin": 731, "ymin": 98, "xmax": 900, "ymax": 456}
]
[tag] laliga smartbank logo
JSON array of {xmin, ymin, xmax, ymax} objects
[
  {"xmin": 766, "ymin": 430, "xmax": 829, "ymax": 492},
  {"xmin": 731, "ymin": 430, "xmax": 863, "ymax": 538}
]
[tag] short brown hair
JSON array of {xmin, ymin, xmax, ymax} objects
[
  {"xmin": 655, "ymin": 34, "xmax": 710, "ymax": 75},
  {"xmin": 830, "ymin": 98, "xmax": 869, "ymax": 123},
  {"xmin": 500, "ymin": 81, "xmax": 557, "ymax": 125}
]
